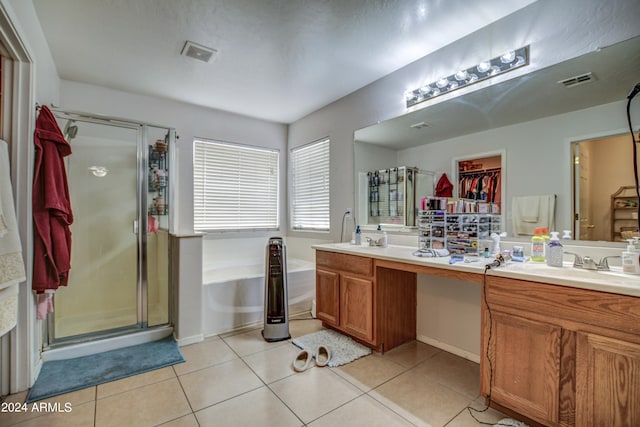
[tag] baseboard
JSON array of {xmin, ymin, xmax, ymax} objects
[
  {"xmin": 416, "ymin": 334, "xmax": 480, "ymax": 364},
  {"xmin": 175, "ymin": 333, "xmax": 204, "ymax": 347}
]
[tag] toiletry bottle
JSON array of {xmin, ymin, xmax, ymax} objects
[
  {"xmin": 531, "ymin": 227, "xmax": 547, "ymax": 262},
  {"xmin": 354, "ymin": 225, "xmax": 362, "ymax": 246},
  {"xmin": 562, "ymin": 230, "xmax": 572, "ymax": 240},
  {"xmin": 546, "ymin": 232, "xmax": 563, "ymax": 267},
  {"xmin": 381, "ymin": 231, "xmax": 388, "ymax": 248},
  {"xmin": 622, "ymin": 239, "xmax": 640, "ymax": 275}
]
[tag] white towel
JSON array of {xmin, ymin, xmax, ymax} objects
[
  {"xmin": 512, "ymin": 195, "xmax": 556, "ymax": 236},
  {"xmin": 0, "ymin": 284, "xmax": 18, "ymax": 336},
  {"xmin": 0, "ymin": 140, "xmax": 26, "ymax": 292}
]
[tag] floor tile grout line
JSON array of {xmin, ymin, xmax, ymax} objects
[
  {"xmin": 92, "ymin": 367, "xmax": 179, "ymax": 402},
  {"xmin": 234, "ymin": 338, "xmax": 307, "ymax": 426}
]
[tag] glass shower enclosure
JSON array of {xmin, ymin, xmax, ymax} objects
[{"xmin": 44, "ymin": 109, "xmax": 175, "ymax": 347}]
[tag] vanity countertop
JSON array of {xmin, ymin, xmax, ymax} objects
[{"xmin": 312, "ymin": 243, "xmax": 640, "ymax": 298}]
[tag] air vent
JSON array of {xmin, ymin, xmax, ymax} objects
[
  {"xmin": 409, "ymin": 121, "xmax": 429, "ymax": 129},
  {"xmin": 181, "ymin": 41, "xmax": 217, "ymax": 63},
  {"xmin": 558, "ymin": 72, "xmax": 597, "ymax": 88}
]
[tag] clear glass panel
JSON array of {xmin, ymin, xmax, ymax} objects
[
  {"xmin": 54, "ymin": 120, "xmax": 140, "ymax": 338},
  {"xmin": 146, "ymin": 126, "xmax": 170, "ymax": 327}
]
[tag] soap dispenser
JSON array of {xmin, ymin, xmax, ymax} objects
[
  {"xmin": 381, "ymin": 231, "xmax": 388, "ymax": 248},
  {"xmin": 546, "ymin": 232, "xmax": 563, "ymax": 267},
  {"xmin": 622, "ymin": 238, "xmax": 640, "ymax": 275},
  {"xmin": 354, "ymin": 225, "xmax": 362, "ymax": 246}
]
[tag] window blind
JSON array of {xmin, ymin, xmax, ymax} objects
[
  {"xmin": 290, "ymin": 138, "xmax": 330, "ymax": 231},
  {"xmin": 194, "ymin": 139, "xmax": 279, "ymax": 231}
]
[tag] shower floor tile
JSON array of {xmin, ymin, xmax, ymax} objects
[{"xmin": 5, "ymin": 317, "xmax": 511, "ymax": 427}]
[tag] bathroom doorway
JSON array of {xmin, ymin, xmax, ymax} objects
[
  {"xmin": 572, "ymin": 133, "xmax": 639, "ymax": 241},
  {"xmin": 44, "ymin": 109, "xmax": 175, "ymax": 348}
]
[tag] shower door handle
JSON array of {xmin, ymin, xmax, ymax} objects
[{"xmin": 133, "ymin": 219, "xmax": 139, "ymax": 234}]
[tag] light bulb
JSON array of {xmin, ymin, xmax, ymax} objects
[
  {"xmin": 449, "ymin": 81, "xmax": 459, "ymax": 89},
  {"xmin": 89, "ymin": 166, "xmax": 108, "ymax": 177},
  {"xmin": 476, "ymin": 61, "xmax": 491, "ymax": 73},
  {"xmin": 404, "ymin": 90, "xmax": 415, "ymax": 101},
  {"xmin": 500, "ymin": 50, "xmax": 516, "ymax": 63},
  {"xmin": 436, "ymin": 78, "xmax": 450, "ymax": 88},
  {"xmin": 513, "ymin": 56, "xmax": 526, "ymax": 67},
  {"xmin": 489, "ymin": 65, "xmax": 501, "ymax": 76},
  {"xmin": 454, "ymin": 70, "xmax": 469, "ymax": 81}
]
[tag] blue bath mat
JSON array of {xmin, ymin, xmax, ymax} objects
[{"xmin": 26, "ymin": 336, "xmax": 184, "ymax": 403}]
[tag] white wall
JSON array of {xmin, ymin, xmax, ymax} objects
[
  {"xmin": 60, "ymin": 79, "xmax": 288, "ymax": 236},
  {"xmin": 1, "ymin": 0, "xmax": 62, "ymax": 393},
  {"xmin": 288, "ymin": 0, "xmax": 640, "ymax": 243},
  {"xmin": 60, "ymin": 80, "xmax": 290, "ymax": 343},
  {"xmin": 397, "ymin": 100, "xmax": 632, "ymax": 235},
  {"xmin": 289, "ymin": 0, "xmax": 640, "ymax": 360},
  {"xmin": 3, "ymin": 0, "xmax": 60, "ymax": 104}
]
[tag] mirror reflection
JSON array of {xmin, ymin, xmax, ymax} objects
[{"xmin": 354, "ymin": 36, "xmax": 640, "ymax": 242}]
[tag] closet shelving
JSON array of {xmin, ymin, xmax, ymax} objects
[
  {"xmin": 610, "ymin": 185, "xmax": 639, "ymax": 241},
  {"xmin": 418, "ymin": 208, "xmax": 500, "ymax": 255},
  {"xmin": 458, "ymin": 167, "xmax": 501, "ymax": 205}
]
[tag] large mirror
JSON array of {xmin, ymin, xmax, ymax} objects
[{"xmin": 354, "ymin": 35, "xmax": 640, "ymax": 242}]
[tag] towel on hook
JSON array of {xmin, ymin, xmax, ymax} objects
[
  {"xmin": 0, "ymin": 140, "xmax": 26, "ymax": 291},
  {"xmin": 512, "ymin": 195, "xmax": 556, "ymax": 236},
  {"xmin": 517, "ymin": 197, "xmax": 539, "ymax": 223},
  {"xmin": 435, "ymin": 173, "xmax": 453, "ymax": 197}
]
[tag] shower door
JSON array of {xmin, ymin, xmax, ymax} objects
[{"xmin": 46, "ymin": 113, "xmax": 172, "ymax": 345}]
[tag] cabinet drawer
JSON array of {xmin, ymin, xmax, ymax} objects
[
  {"xmin": 487, "ymin": 276, "xmax": 640, "ymax": 336},
  {"xmin": 316, "ymin": 251, "xmax": 373, "ymax": 277}
]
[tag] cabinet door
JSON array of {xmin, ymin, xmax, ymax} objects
[
  {"xmin": 316, "ymin": 269, "xmax": 339, "ymax": 326},
  {"xmin": 486, "ymin": 312, "xmax": 561, "ymax": 426},
  {"xmin": 340, "ymin": 274, "xmax": 374, "ymax": 343},
  {"xmin": 576, "ymin": 332, "xmax": 640, "ymax": 427}
]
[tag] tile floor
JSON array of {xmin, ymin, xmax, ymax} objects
[{"xmin": 2, "ymin": 318, "xmax": 509, "ymax": 427}]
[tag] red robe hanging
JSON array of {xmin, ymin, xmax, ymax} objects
[{"xmin": 32, "ymin": 106, "xmax": 74, "ymax": 293}]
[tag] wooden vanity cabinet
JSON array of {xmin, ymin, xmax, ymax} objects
[
  {"xmin": 315, "ymin": 250, "xmax": 416, "ymax": 351},
  {"xmin": 482, "ymin": 276, "xmax": 640, "ymax": 426}
]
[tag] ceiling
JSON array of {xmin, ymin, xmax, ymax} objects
[
  {"xmin": 32, "ymin": 0, "xmax": 536, "ymax": 124},
  {"xmin": 355, "ymin": 35, "xmax": 640, "ymax": 149}
]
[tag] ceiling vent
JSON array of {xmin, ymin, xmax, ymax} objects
[
  {"xmin": 409, "ymin": 121, "xmax": 429, "ymax": 129},
  {"xmin": 558, "ymin": 72, "xmax": 597, "ymax": 88},
  {"xmin": 181, "ymin": 41, "xmax": 217, "ymax": 63}
]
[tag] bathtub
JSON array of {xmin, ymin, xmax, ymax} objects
[{"xmin": 202, "ymin": 258, "xmax": 315, "ymax": 336}]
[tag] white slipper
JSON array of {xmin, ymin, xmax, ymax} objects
[
  {"xmin": 292, "ymin": 349, "xmax": 313, "ymax": 372},
  {"xmin": 315, "ymin": 345, "xmax": 331, "ymax": 367}
]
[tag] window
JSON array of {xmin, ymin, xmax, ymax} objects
[
  {"xmin": 290, "ymin": 138, "xmax": 330, "ymax": 231},
  {"xmin": 193, "ymin": 139, "xmax": 279, "ymax": 231}
]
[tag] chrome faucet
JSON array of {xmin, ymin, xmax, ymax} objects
[
  {"xmin": 597, "ymin": 255, "xmax": 621, "ymax": 271},
  {"xmin": 564, "ymin": 252, "xmax": 621, "ymax": 271},
  {"xmin": 365, "ymin": 236, "xmax": 386, "ymax": 247}
]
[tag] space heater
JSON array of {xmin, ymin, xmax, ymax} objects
[{"xmin": 262, "ymin": 237, "xmax": 291, "ymax": 342}]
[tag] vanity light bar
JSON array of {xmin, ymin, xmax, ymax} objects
[{"xmin": 405, "ymin": 45, "xmax": 530, "ymax": 108}]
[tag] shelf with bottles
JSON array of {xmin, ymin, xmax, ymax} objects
[
  {"xmin": 417, "ymin": 206, "xmax": 501, "ymax": 255},
  {"xmin": 367, "ymin": 166, "xmax": 422, "ymax": 227},
  {"xmin": 611, "ymin": 185, "xmax": 639, "ymax": 241},
  {"xmin": 148, "ymin": 139, "xmax": 169, "ymax": 216}
]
